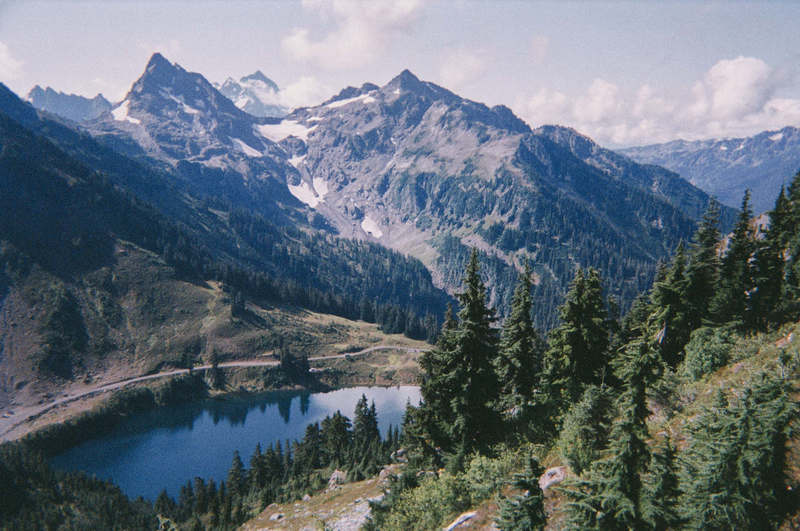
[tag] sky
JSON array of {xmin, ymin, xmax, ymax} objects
[{"xmin": 1, "ymin": 0, "xmax": 800, "ymax": 147}]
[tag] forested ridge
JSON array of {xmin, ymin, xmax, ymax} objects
[{"xmin": 367, "ymin": 172, "xmax": 800, "ymax": 530}]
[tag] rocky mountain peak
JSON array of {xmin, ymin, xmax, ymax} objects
[
  {"xmin": 25, "ymin": 85, "xmax": 111, "ymax": 123},
  {"xmin": 241, "ymin": 70, "xmax": 280, "ymax": 92}
]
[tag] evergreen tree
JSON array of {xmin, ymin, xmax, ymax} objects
[
  {"xmin": 418, "ymin": 249, "xmax": 500, "ymax": 457},
  {"xmin": 642, "ymin": 436, "xmax": 680, "ymax": 531},
  {"xmin": 353, "ymin": 394, "xmax": 380, "ymax": 454},
  {"xmin": 711, "ymin": 190, "xmax": 755, "ymax": 327},
  {"xmin": 752, "ymin": 186, "xmax": 790, "ymax": 329},
  {"xmin": 495, "ymin": 262, "xmax": 544, "ymax": 424},
  {"xmin": 563, "ymin": 336, "xmax": 661, "ymax": 530},
  {"xmin": 227, "ymin": 450, "xmax": 245, "ymax": 498},
  {"xmin": 685, "ymin": 199, "xmax": 721, "ymax": 330},
  {"xmin": 647, "ymin": 241, "xmax": 691, "ymax": 366},
  {"xmin": 557, "ymin": 385, "xmax": 614, "ymax": 476},
  {"xmin": 541, "ymin": 268, "xmax": 611, "ymax": 416},
  {"xmin": 495, "ymin": 456, "xmax": 547, "ymax": 530}
]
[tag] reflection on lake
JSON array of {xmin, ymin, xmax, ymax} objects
[{"xmin": 51, "ymin": 386, "xmax": 421, "ymax": 500}]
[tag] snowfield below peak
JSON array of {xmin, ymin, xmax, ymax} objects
[
  {"xmin": 361, "ymin": 216, "xmax": 383, "ymax": 238},
  {"xmin": 256, "ymin": 121, "xmax": 316, "ymax": 142},
  {"xmin": 231, "ymin": 137, "xmax": 262, "ymax": 157},
  {"xmin": 111, "ymin": 100, "xmax": 140, "ymax": 124}
]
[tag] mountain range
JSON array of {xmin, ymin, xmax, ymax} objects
[
  {"xmin": 77, "ymin": 53, "xmax": 732, "ymax": 329},
  {"xmin": 622, "ymin": 126, "xmax": 800, "ymax": 213}
]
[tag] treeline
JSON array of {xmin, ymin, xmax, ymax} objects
[
  {"xmin": 0, "ymin": 443, "xmax": 157, "ymax": 530},
  {"xmin": 370, "ymin": 173, "xmax": 800, "ymax": 529},
  {"xmin": 149, "ymin": 394, "xmax": 401, "ymax": 529}
]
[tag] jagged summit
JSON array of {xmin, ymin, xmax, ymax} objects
[
  {"xmin": 241, "ymin": 70, "xmax": 279, "ymax": 92},
  {"xmin": 25, "ymin": 85, "xmax": 111, "ymax": 123},
  {"xmin": 215, "ymin": 69, "xmax": 287, "ymax": 118}
]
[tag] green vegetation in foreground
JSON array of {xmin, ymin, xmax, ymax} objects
[{"xmin": 367, "ymin": 174, "xmax": 800, "ymax": 530}]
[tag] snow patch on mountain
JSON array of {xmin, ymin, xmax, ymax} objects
[
  {"xmin": 361, "ymin": 216, "xmax": 383, "ymax": 238},
  {"xmin": 312, "ymin": 177, "xmax": 329, "ymax": 199},
  {"xmin": 770, "ymin": 132, "xmax": 784, "ymax": 142},
  {"xmin": 256, "ymin": 121, "xmax": 316, "ymax": 142},
  {"xmin": 231, "ymin": 137, "xmax": 262, "ymax": 157},
  {"xmin": 326, "ymin": 93, "xmax": 377, "ymax": 109},
  {"xmin": 111, "ymin": 100, "xmax": 140, "ymax": 124},
  {"xmin": 288, "ymin": 154, "xmax": 306, "ymax": 168},
  {"xmin": 288, "ymin": 181, "xmax": 321, "ymax": 208}
]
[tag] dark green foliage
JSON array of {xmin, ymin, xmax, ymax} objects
[
  {"xmin": 679, "ymin": 372, "xmax": 798, "ymax": 529},
  {"xmin": 681, "ymin": 325, "xmax": 736, "ymax": 381},
  {"xmin": 495, "ymin": 456, "xmax": 546, "ymax": 531},
  {"xmin": 711, "ymin": 190, "xmax": 755, "ymax": 327},
  {"xmin": 418, "ymin": 249, "xmax": 500, "ymax": 459},
  {"xmin": 557, "ymin": 385, "xmax": 614, "ymax": 475},
  {"xmin": 541, "ymin": 268, "xmax": 612, "ymax": 415},
  {"xmin": 0, "ymin": 442, "xmax": 156, "ymax": 530},
  {"xmin": 753, "ymin": 187, "xmax": 791, "ymax": 330},
  {"xmin": 685, "ymin": 199, "xmax": 721, "ymax": 330},
  {"xmin": 495, "ymin": 263, "xmax": 545, "ymax": 426},
  {"xmin": 647, "ymin": 242, "xmax": 691, "ymax": 367},
  {"xmin": 642, "ymin": 436, "xmax": 681, "ymax": 531}
]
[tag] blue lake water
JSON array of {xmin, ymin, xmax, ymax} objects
[{"xmin": 50, "ymin": 386, "xmax": 421, "ymax": 501}]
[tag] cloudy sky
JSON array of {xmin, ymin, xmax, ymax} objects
[{"xmin": 2, "ymin": 0, "xmax": 799, "ymax": 147}]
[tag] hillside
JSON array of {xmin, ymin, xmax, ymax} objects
[
  {"xmin": 0, "ymin": 92, "xmax": 446, "ymax": 424},
  {"xmin": 622, "ymin": 126, "xmax": 800, "ymax": 213}
]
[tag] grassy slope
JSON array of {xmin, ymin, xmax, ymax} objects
[{"xmin": 0, "ymin": 240, "xmax": 427, "ymax": 442}]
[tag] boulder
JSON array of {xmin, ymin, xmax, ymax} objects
[
  {"xmin": 444, "ymin": 511, "xmax": 477, "ymax": 530},
  {"xmin": 539, "ymin": 466, "xmax": 566, "ymax": 491}
]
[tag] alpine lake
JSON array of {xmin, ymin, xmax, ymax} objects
[{"xmin": 50, "ymin": 386, "xmax": 421, "ymax": 500}]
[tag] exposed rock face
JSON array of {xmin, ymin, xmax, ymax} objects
[
  {"xmin": 215, "ymin": 71, "xmax": 288, "ymax": 118},
  {"xmin": 83, "ymin": 53, "xmax": 728, "ymax": 328},
  {"xmin": 88, "ymin": 53, "xmax": 302, "ymax": 220},
  {"xmin": 27, "ymin": 86, "xmax": 111, "ymax": 122},
  {"xmin": 621, "ymin": 127, "xmax": 800, "ymax": 213}
]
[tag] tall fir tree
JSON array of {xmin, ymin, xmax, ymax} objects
[
  {"xmin": 418, "ymin": 249, "xmax": 500, "ymax": 457},
  {"xmin": 752, "ymin": 186, "xmax": 791, "ymax": 330},
  {"xmin": 495, "ymin": 262, "xmax": 544, "ymax": 423},
  {"xmin": 711, "ymin": 190, "xmax": 755, "ymax": 327},
  {"xmin": 642, "ymin": 436, "xmax": 681, "ymax": 531},
  {"xmin": 541, "ymin": 268, "xmax": 611, "ymax": 416},
  {"xmin": 685, "ymin": 199, "xmax": 721, "ymax": 330},
  {"xmin": 646, "ymin": 241, "xmax": 691, "ymax": 367}
]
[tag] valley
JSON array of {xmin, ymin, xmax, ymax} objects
[{"xmin": 0, "ymin": 4, "xmax": 798, "ymax": 528}]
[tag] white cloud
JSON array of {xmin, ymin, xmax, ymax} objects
[
  {"xmin": 574, "ymin": 78, "xmax": 620, "ymax": 123},
  {"xmin": 281, "ymin": 0, "xmax": 423, "ymax": 70},
  {"xmin": 529, "ymin": 35, "xmax": 549, "ymax": 64},
  {"xmin": 0, "ymin": 41, "xmax": 23, "ymax": 81},
  {"xmin": 515, "ymin": 56, "xmax": 800, "ymax": 147},
  {"xmin": 703, "ymin": 56, "xmax": 776, "ymax": 120},
  {"xmin": 439, "ymin": 48, "xmax": 486, "ymax": 89},
  {"xmin": 278, "ymin": 75, "xmax": 333, "ymax": 109}
]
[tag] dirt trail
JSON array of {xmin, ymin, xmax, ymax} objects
[{"xmin": 0, "ymin": 345, "xmax": 426, "ymax": 442}]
